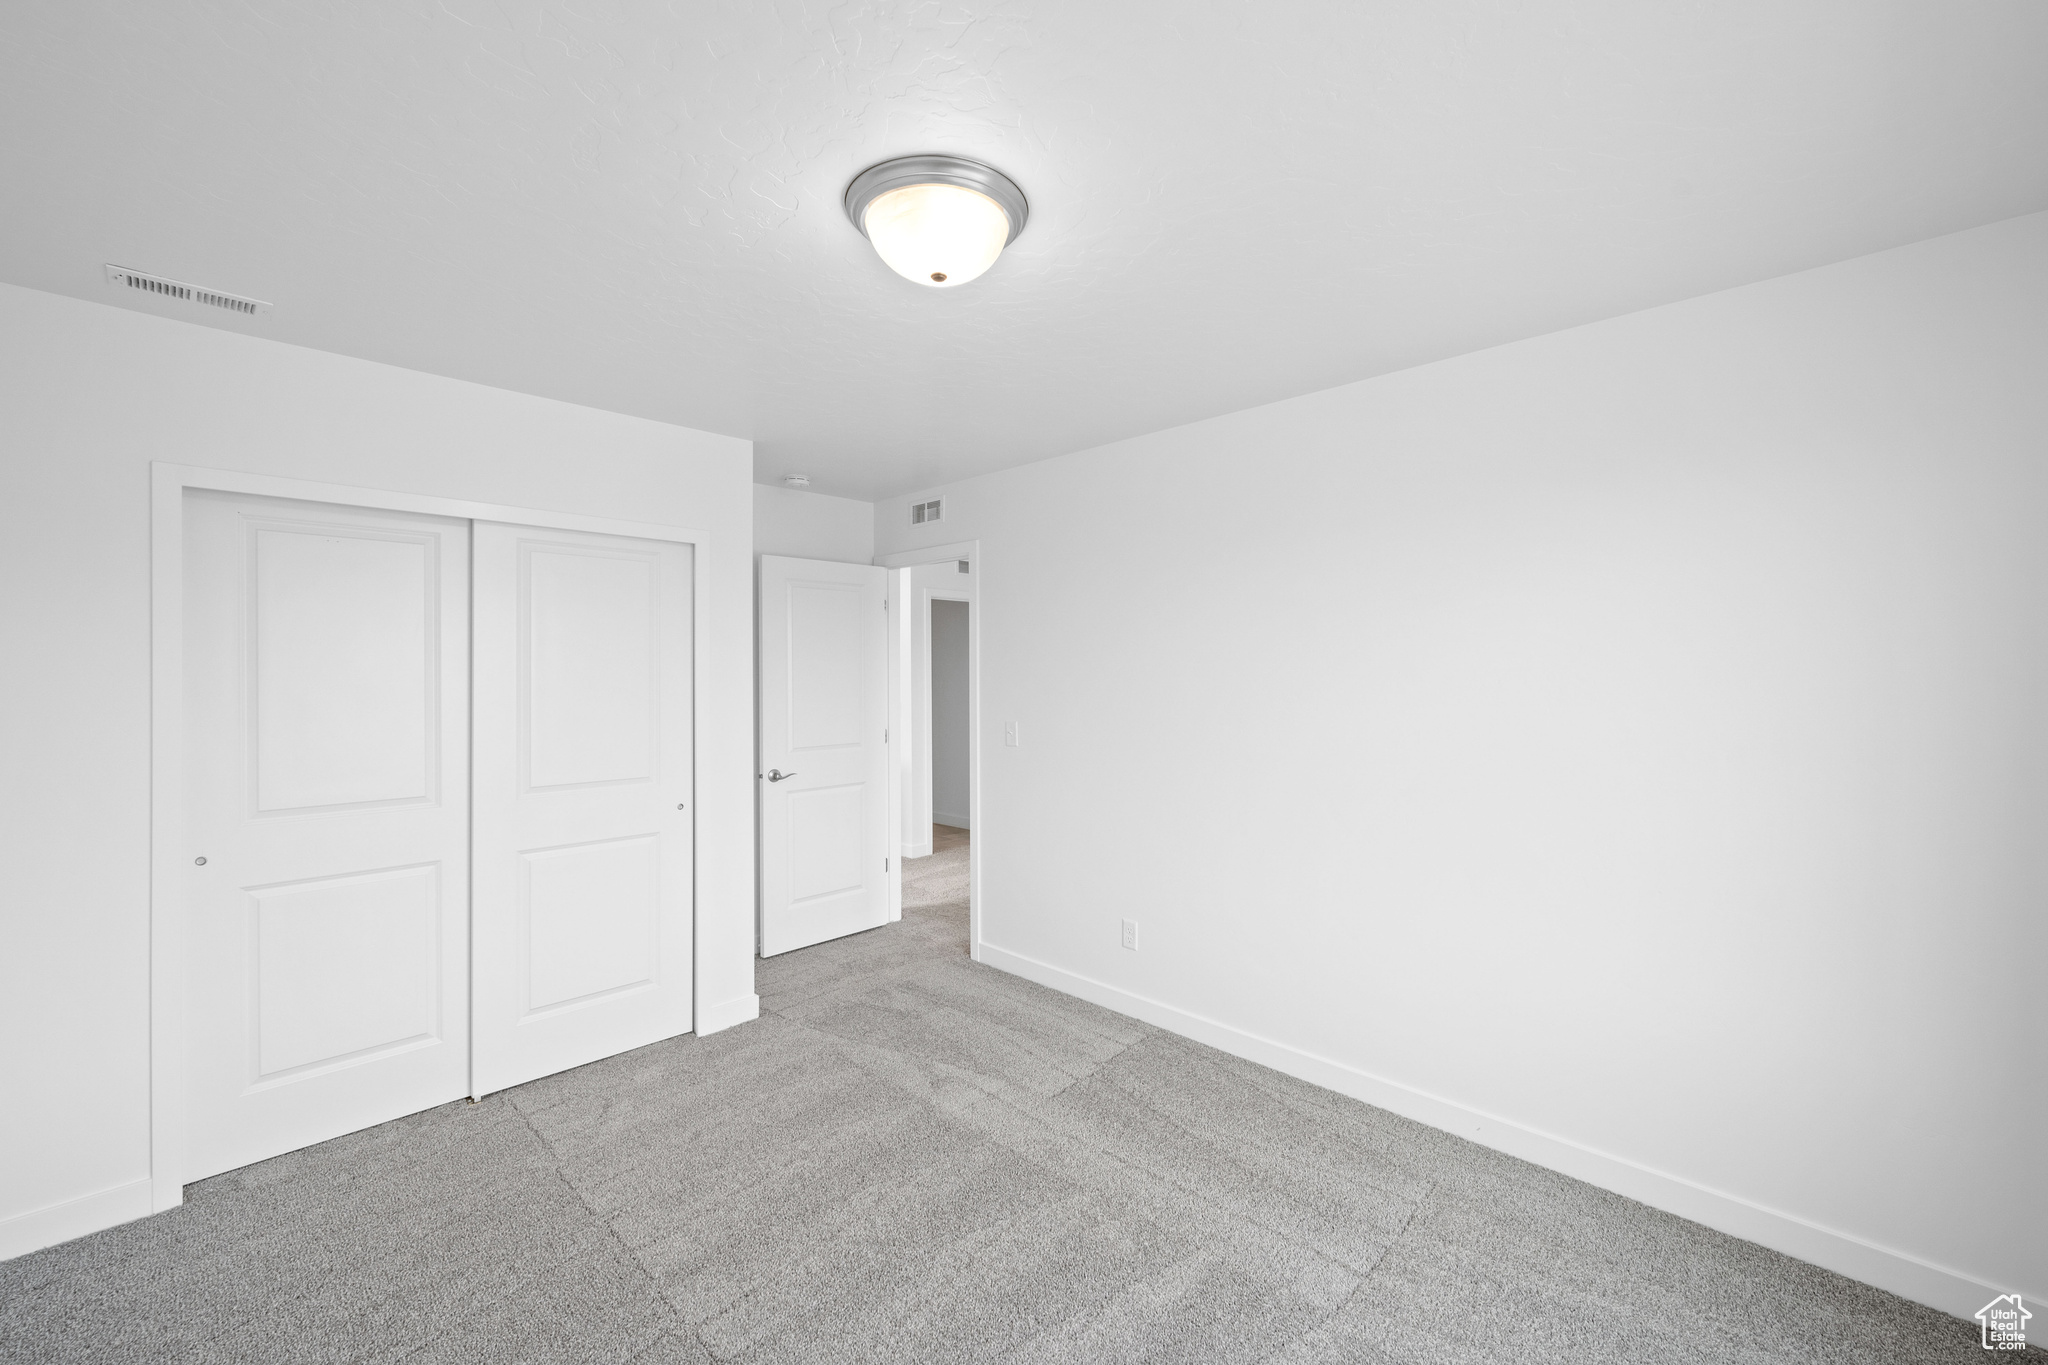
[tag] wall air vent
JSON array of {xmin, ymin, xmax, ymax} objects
[
  {"xmin": 911, "ymin": 499, "xmax": 943, "ymax": 525},
  {"xmin": 105, "ymin": 265, "xmax": 271, "ymax": 317}
]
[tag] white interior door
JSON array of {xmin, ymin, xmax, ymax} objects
[
  {"xmin": 758, "ymin": 555, "xmax": 889, "ymax": 956},
  {"xmin": 471, "ymin": 522, "xmax": 695, "ymax": 1097},
  {"xmin": 182, "ymin": 491, "xmax": 471, "ymax": 1181}
]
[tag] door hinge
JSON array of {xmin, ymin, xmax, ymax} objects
[{"xmin": 885, "ymin": 858, "xmax": 890, "ymax": 871}]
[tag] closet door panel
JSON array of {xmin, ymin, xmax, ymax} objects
[
  {"xmin": 471, "ymin": 523, "xmax": 695, "ymax": 1096},
  {"xmin": 182, "ymin": 492, "xmax": 471, "ymax": 1181}
]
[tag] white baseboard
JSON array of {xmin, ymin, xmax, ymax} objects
[
  {"xmin": 0, "ymin": 1178, "xmax": 153, "ymax": 1262},
  {"xmin": 696, "ymin": 993, "xmax": 760, "ymax": 1036},
  {"xmin": 933, "ymin": 812, "xmax": 971, "ymax": 830},
  {"xmin": 903, "ymin": 840, "xmax": 933, "ymax": 859},
  {"xmin": 978, "ymin": 943, "xmax": 2031, "ymax": 1324}
]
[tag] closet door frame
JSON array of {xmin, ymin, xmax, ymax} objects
[{"xmin": 148, "ymin": 462, "xmax": 711, "ymax": 1213}]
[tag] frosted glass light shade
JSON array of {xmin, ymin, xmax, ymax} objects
[
  {"xmin": 845, "ymin": 156, "xmax": 1027, "ymax": 290},
  {"xmin": 863, "ymin": 183, "xmax": 1011, "ymax": 288}
]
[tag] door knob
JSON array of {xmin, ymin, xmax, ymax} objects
[{"xmin": 765, "ymin": 769, "xmax": 797, "ymax": 782}]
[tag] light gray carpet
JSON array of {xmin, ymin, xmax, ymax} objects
[
  {"xmin": 0, "ymin": 843, "xmax": 2013, "ymax": 1363},
  {"xmin": 904, "ymin": 833, "xmax": 970, "ymax": 912}
]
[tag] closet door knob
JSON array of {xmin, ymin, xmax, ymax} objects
[{"xmin": 765, "ymin": 770, "xmax": 797, "ymax": 782}]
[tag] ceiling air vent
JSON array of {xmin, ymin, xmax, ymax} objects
[
  {"xmin": 911, "ymin": 499, "xmax": 943, "ymax": 525},
  {"xmin": 105, "ymin": 265, "xmax": 270, "ymax": 317}
]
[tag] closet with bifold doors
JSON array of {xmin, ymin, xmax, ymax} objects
[{"xmin": 179, "ymin": 489, "xmax": 695, "ymax": 1182}]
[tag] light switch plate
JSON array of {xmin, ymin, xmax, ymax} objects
[{"xmin": 1004, "ymin": 720, "xmax": 1019, "ymax": 747}]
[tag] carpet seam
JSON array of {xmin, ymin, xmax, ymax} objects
[{"xmin": 500, "ymin": 1094, "xmax": 715, "ymax": 1365}]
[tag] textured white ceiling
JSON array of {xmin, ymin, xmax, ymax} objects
[{"xmin": 3, "ymin": 2, "xmax": 2045, "ymax": 498}]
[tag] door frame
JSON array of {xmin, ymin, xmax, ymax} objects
[
  {"xmin": 911, "ymin": 580, "xmax": 973, "ymax": 855},
  {"xmin": 875, "ymin": 540, "xmax": 983, "ymax": 963},
  {"xmin": 149, "ymin": 462, "xmax": 712, "ymax": 1212}
]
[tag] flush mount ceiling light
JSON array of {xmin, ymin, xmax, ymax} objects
[{"xmin": 844, "ymin": 154, "xmax": 1028, "ymax": 289}]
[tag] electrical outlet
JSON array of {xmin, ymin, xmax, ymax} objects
[
  {"xmin": 1121, "ymin": 919, "xmax": 1138, "ymax": 951},
  {"xmin": 1004, "ymin": 720, "xmax": 1019, "ymax": 747}
]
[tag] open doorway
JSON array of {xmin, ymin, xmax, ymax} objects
[
  {"xmin": 885, "ymin": 547, "xmax": 979, "ymax": 959},
  {"xmin": 907, "ymin": 593, "xmax": 970, "ymax": 950}
]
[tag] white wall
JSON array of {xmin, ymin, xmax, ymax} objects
[
  {"xmin": 873, "ymin": 213, "xmax": 2048, "ymax": 1319},
  {"xmin": 0, "ymin": 282, "xmax": 759, "ymax": 1258},
  {"xmin": 753, "ymin": 484, "xmax": 875, "ymax": 564},
  {"xmin": 930, "ymin": 599, "xmax": 971, "ymax": 828}
]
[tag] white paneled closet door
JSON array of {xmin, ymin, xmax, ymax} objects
[
  {"xmin": 470, "ymin": 522, "xmax": 695, "ymax": 1097},
  {"xmin": 182, "ymin": 491, "xmax": 473, "ymax": 1182}
]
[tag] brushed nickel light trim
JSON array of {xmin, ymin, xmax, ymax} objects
[{"xmin": 843, "ymin": 154, "xmax": 1028, "ymax": 246}]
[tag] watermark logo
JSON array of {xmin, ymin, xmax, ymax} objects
[{"xmin": 1977, "ymin": 1294, "xmax": 2030, "ymax": 1352}]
